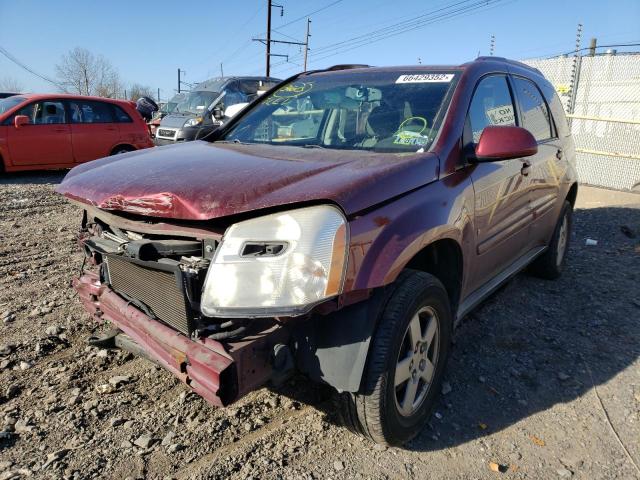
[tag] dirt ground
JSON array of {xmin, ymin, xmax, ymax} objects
[{"xmin": 0, "ymin": 172, "xmax": 639, "ymax": 480}]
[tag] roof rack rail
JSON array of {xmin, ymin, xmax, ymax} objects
[
  {"xmin": 325, "ymin": 64, "xmax": 370, "ymax": 71},
  {"xmin": 474, "ymin": 56, "xmax": 542, "ymax": 74}
]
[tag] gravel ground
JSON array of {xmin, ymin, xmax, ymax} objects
[{"xmin": 0, "ymin": 172, "xmax": 639, "ymax": 480}]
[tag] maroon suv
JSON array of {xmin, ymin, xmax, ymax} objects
[{"xmin": 57, "ymin": 57, "xmax": 577, "ymax": 445}]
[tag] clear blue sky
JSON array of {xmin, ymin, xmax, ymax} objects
[{"xmin": 1, "ymin": 0, "xmax": 638, "ymax": 100}]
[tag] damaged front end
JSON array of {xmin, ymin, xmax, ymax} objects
[{"xmin": 73, "ymin": 207, "xmax": 290, "ymax": 407}]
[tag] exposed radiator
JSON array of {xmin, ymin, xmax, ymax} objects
[{"xmin": 105, "ymin": 255, "xmax": 193, "ymax": 335}]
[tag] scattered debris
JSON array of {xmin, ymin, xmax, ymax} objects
[
  {"xmin": 531, "ymin": 435, "xmax": 546, "ymax": 447},
  {"xmin": 489, "ymin": 462, "xmax": 508, "ymax": 473},
  {"xmin": 441, "ymin": 381, "xmax": 452, "ymax": 395}
]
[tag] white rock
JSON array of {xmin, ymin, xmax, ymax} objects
[{"xmin": 19, "ymin": 361, "xmax": 32, "ymax": 371}]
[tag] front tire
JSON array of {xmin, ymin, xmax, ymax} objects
[{"xmin": 339, "ymin": 270, "xmax": 452, "ymax": 445}]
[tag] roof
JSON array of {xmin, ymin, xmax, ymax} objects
[
  {"xmin": 10, "ymin": 93, "xmax": 135, "ymax": 104},
  {"xmin": 304, "ymin": 56, "xmax": 541, "ymax": 76}
]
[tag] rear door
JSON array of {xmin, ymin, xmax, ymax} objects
[
  {"xmin": 466, "ymin": 75, "xmax": 532, "ymax": 287},
  {"xmin": 68, "ymin": 99, "xmax": 121, "ymax": 163},
  {"xmin": 112, "ymin": 103, "xmax": 141, "ymax": 145},
  {"xmin": 511, "ymin": 76, "xmax": 561, "ymax": 248},
  {"xmin": 7, "ymin": 100, "xmax": 73, "ymax": 166}
]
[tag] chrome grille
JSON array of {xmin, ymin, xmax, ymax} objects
[{"xmin": 106, "ymin": 256, "xmax": 192, "ymax": 335}]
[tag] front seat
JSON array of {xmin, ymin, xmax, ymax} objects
[
  {"xmin": 367, "ymin": 103, "xmax": 402, "ymax": 139},
  {"xmin": 355, "ymin": 102, "xmax": 402, "ymax": 148},
  {"xmin": 44, "ymin": 104, "xmax": 63, "ymax": 124}
]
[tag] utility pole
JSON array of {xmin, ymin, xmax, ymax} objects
[
  {"xmin": 255, "ymin": 2, "xmax": 306, "ymax": 75},
  {"xmin": 266, "ymin": 0, "xmax": 272, "ymax": 77},
  {"xmin": 263, "ymin": 0, "xmax": 283, "ymax": 77},
  {"xmin": 489, "ymin": 35, "xmax": 495, "ymax": 56},
  {"xmin": 588, "ymin": 37, "xmax": 597, "ymax": 56},
  {"xmin": 177, "ymin": 68, "xmax": 182, "ymax": 93},
  {"xmin": 220, "ymin": 63, "xmax": 224, "ymax": 77},
  {"xmin": 303, "ymin": 18, "xmax": 311, "ymax": 71},
  {"xmin": 157, "ymin": 88, "xmax": 160, "ymax": 102}
]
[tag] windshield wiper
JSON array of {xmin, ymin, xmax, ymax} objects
[{"xmin": 303, "ymin": 144, "xmax": 326, "ymax": 149}]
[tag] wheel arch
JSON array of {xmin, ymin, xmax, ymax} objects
[
  {"xmin": 566, "ymin": 182, "xmax": 578, "ymax": 207},
  {"xmin": 110, "ymin": 144, "xmax": 135, "ymax": 156},
  {"xmin": 294, "ymin": 237, "xmax": 464, "ymax": 395},
  {"xmin": 403, "ymin": 238, "xmax": 463, "ymax": 314}
]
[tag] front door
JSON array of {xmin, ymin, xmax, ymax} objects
[
  {"xmin": 7, "ymin": 100, "xmax": 73, "ymax": 165},
  {"xmin": 68, "ymin": 99, "xmax": 121, "ymax": 163},
  {"xmin": 466, "ymin": 75, "xmax": 532, "ymax": 288}
]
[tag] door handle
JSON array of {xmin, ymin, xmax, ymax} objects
[
  {"xmin": 556, "ymin": 149, "xmax": 563, "ymax": 160},
  {"xmin": 53, "ymin": 128, "xmax": 67, "ymax": 133},
  {"xmin": 521, "ymin": 160, "xmax": 531, "ymax": 176}
]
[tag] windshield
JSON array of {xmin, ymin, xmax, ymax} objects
[
  {"xmin": 174, "ymin": 90, "xmax": 220, "ymax": 115},
  {"xmin": 221, "ymin": 71, "xmax": 458, "ymax": 152},
  {"xmin": 161, "ymin": 93, "xmax": 186, "ymax": 114},
  {"xmin": 0, "ymin": 96, "xmax": 26, "ymax": 115}
]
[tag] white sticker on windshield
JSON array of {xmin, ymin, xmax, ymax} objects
[{"xmin": 396, "ymin": 73, "xmax": 454, "ymax": 84}]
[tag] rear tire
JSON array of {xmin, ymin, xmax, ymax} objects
[
  {"xmin": 529, "ymin": 200, "xmax": 572, "ymax": 279},
  {"xmin": 338, "ymin": 270, "xmax": 452, "ymax": 445},
  {"xmin": 110, "ymin": 145, "xmax": 134, "ymax": 156}
]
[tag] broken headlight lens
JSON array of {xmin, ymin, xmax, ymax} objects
[{"xmin": 200, "ymin": 205, "xmax": 348, "ymax": 318}]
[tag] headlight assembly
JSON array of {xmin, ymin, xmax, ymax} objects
[
  {"xmin": 184, "ymin": 117, "xmax": 203, "ymax": 127},
  {"xmin": 201, "ymin": 205, "xmax": 348, "ymax": 318}
]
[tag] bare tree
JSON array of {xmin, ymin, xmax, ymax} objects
[
  {"xmin": 127, "ymin": 83, "xmax": 155, "ymax": 101},
  {"xmin": 0, "ymin": 77, "xmax": 23, "ymax": 92},
  {"xmin": 55, "ymin": 47, "xmax": 122, "ymax": 98}
]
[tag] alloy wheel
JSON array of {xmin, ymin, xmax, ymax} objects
[{"xmin": 394, "ymin": 306, "xmax": 440, "ymax": 417}]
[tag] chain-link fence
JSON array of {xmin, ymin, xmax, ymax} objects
[{"xmin": 523, "ymin": 53, "xmax": 640, "ymax": 191}]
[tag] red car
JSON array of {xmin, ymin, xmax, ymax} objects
[{"xmin": 0, "ymin": 94, "xmax": 154, "ymax": 172}]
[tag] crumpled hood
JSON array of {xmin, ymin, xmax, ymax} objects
[{"xmin": 57, "ymin": 141, "xmax": 439, "ymax": 221}]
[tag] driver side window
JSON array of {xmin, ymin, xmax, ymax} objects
[
  {"xmin": 16, "ymin": 100, "xmax": 67, "ymax": 125},
  {"xmin": 467, "ymin": 75, "xmax": 516, "ymax": 144}
]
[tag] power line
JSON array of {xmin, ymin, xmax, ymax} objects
[
  {"xmin": 0, "ymin": 45, "xmax": 63, "ymax": 89},
  {"xmin": 270, "ymin": 0, "xmax": 509, "ymax": 73},
  {"xmin": 310, "ymin": 0, "xmax": 504, "ymax": 59},
  {"xmin": 270, "ymin": 0, "xmax": 343, "ymax": 31},
  {"xmin": 549, "ymin": 42, "xmax": 640, "ymax": 58}
]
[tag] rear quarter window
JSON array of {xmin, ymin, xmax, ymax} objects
[
  {"xmin": 113, "ymin": 105, "xmax": 133, "ymax": 123},
  {"xmin": 538, "ymin": 80, "xmax": 570, "ymax": 138}
]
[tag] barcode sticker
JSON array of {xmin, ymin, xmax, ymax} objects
[{"xmin": 396, "ymin": 74, "xmax": 454, "ymax": 84}]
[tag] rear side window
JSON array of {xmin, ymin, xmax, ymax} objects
[
  {"xmin": 69, "ymin": 100, "xmax": 115, "ymax": 124},
  {"xmin": 113, "ymin": 105, "xmax": 133, "ymax": 123},
  {"xmin": 512, "ymin": 77, "xmax": 553, "ymax": 142},
  {"xmin": 467, "ymin": 75, "xmax": 516, "ymax": 143}
]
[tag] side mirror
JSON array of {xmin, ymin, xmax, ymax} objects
[
  {"xmin": 212, "ymin": 108, "xmax": 224, "ymax": 120},
  {"xmin": 224, "ymin": 103, "xmax": 249, "ymax": 119},
  {"xmin": 474, "ymin": 126, "xmax": 537, "ymax": 162},
  {"xmin": 14, "ymin": 115, "xmax": 30, "ymax": 129}
]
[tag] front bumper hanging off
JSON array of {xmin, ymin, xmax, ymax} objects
[{"xmin": 73, "ymin": 271, "xmax": 288, "ymax": 407}]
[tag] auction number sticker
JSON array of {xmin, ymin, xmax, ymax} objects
[{"xmin": 396, "ymin": 73, "xmax": 454, "ymax": 84}]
